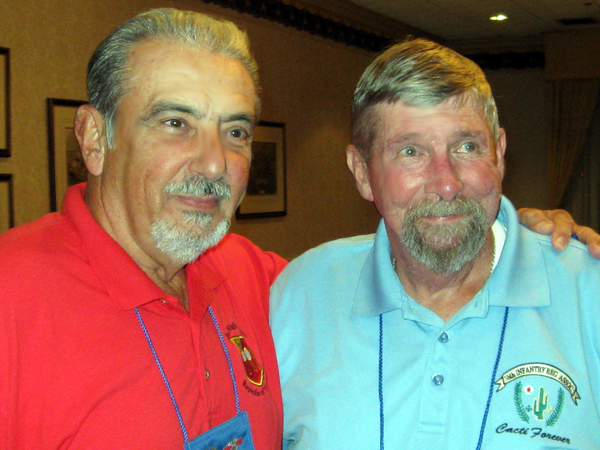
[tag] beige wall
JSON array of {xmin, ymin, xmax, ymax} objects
[
  {"xmin": 225, "ymin": 9, "xmax": 382, "ymax": 259},
  {"xmin": 0, "ymin": 0, "xmax": 380, "ymax": 260}
]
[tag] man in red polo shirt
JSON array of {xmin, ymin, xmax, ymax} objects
[{"xmin": 0, "ymin": 8, "xmax": 285, "ymax": 449}]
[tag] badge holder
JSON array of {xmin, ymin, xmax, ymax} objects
[{"xmin": 135, "ymin": 306, "xmax": 255, "ymax": 450}]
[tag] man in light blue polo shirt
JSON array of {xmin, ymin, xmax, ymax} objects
[{"xmin": 270, "ymin": 38, "xmax": 600, "ymax": 449}]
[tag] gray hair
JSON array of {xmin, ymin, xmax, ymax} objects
[
  {"xmin": 352, "ymin": 38, "xmax": 499, "ymax": 159},
  {"xmin": 87, "ymin": 8, "xmax": 260, "ymax": 146}
]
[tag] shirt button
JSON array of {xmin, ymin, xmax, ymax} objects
[
  {"xmin": 438, "ymin": 332, "xmax": 449, "ymax": 343},
  {"xmin": 432, "ymin": 374, "xmax": 444, "ymax": 385},
  {"xmin": 205, "ymin": 370, "xmax": 210, "ymax": 380}
]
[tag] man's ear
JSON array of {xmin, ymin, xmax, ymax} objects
[
  {"xmin": 74, "ymin": 105, "xmax": 107, "ymax": 177},
  {"xmin": 496, "ymin": 127, "xmax": 507, "ymax": 179},
  {"xmin": 346, "ymin": 145, "xmax": 374, "ymax": 202}
]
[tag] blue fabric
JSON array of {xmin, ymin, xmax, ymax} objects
[
  {"xmin": 184, "ymin": 411, "xmax": 254, "ymax": 450},
  {"xmin": 270, "ymin": 197, "xmax": 600, "ymax": 449}
]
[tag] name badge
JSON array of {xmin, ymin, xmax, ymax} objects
[{"xmin": 185, "ymin": 411, "xmax": 254, "ymax": 450}]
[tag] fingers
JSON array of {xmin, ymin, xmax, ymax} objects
[
  {"xmin": 517, "ymin": 208, "xmax": 555, "ymax": 234},
  {"xmin": 517, "ymin": 208, "xmax": 600, "ymax": 259},
  {"xmin": 516, "ymin": 208, "xmax": 572, "ymax": 251},
  {"xmin": 544, "ymin": 209, "xmax": 576, "ymax": 252},
  {"xmin": 572, "ymin": 225, "xmax": 600, "ymax": 259}
]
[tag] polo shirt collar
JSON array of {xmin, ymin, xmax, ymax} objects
[
  {"xmin": 62, "ymin": 184, "xmax": 225, "ymax": 310},
  {"xmin": 352, "ymin": 219, "xmax": 404, "ymax": 316},
  {"xmin": 486, "ymin": 197, "xmax": 550, "ymax": 308},
  {"xmin": 351, "ymin": 196, "xmax": 550, "ymax": 318}
]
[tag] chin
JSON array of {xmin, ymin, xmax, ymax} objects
[{"xmin": 152, "ymin": 217, "xmax": 231, "ymax": 265}]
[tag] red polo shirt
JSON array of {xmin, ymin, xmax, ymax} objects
[{"xmin": 0, "ymin": 184, "xmax": 287, "ymax": 449}]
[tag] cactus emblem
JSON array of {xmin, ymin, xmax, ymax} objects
[
  {"xmin": 533, "ymin": 386, "xmax": 553, "ymax": 421},
  {"xmin": 502, "ymin": 363, "xmax": 577, "ymax": 427}
]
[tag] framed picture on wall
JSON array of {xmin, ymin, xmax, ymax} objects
[
  {"xmin": 0, "ymin": 174, "xmax": 13, "ymax": 233},
  {"xmin": 47, "ymin": 98, "xmax": 87, "ymax": 211},
  {"xmin": 0, "ymin": 48, "xmax": 10, "ymax": 157},
  {"xmin": 236, "ymin": 121, "xmax": 286, "ymax": 219}
]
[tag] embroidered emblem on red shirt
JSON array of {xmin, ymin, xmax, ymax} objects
[{"xmin": 229, "ymin": 334, "xmax": 264, "ymax": 386}]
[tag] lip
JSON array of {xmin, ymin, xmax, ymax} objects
[
  {"xmin": 174, "ymin": 194, "xmax": 221, "ymax": 211},
  {"xmin": 421, "ymin": 214, "xmax": 465, "ymax": 225}
]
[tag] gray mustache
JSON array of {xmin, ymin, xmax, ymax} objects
[
  {"xmin": 409, "ymin": 198, "xmax": 482, "ymax": 217},
  {"xmin": 165, "ymin": 177, "xmax": 231, "ymax": 200}
]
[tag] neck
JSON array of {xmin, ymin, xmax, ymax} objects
[
  {"xmin": 393, "ymin": 230, "xmax": 495, "ymax": 321},
  {"xmin": 85, "ymin": 182, "xmax": 190, "ymax": 310},
  {"xmin": 146, "ymin": 267, "xmax": 190, "ymax": 311}
]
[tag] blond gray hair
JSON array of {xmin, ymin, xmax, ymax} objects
[{"xmin": 352, "ymin": 38, "xmax": 499, "ymax": 159}]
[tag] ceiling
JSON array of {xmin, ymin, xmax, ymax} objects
[{"xmin": 344, "ymin": 0, "xmax": 600, "ymax": 43}]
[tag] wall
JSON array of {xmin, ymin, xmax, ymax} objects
[
  {"xmin": 545, "ymin": 29, "xmax": 600, "ymax": 80},
  {"xmin": 485, "ymin": 67, "xmax": 551, "ymax": 210},
  {"xmin": 0, "ymin": 0, "xmax": 381, "ymax": 260},
  {"xmin": 224, "ymin": 8, "xmax": 382, "ymax": 259}
]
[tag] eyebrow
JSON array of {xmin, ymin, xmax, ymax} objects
[
  {"xmin": 141, "ymin": 102, "xmax": 256, "ymax": 127},
  {"xmin": 141, "ymin": 102, "xmax": 205, "ymax": 123},
  {"xmin": 381, "ymin": 129, "xmax": 490, "ymax": 149},
  {"xmin": 394, "ymin": 133, "xmax": 419, "ymax": 142},
  {"xmin": 381, "ymin": 133, "xmax": 420, "ymax": 147},
  {"xmin": 454, "ymin": 129, "xmax": 489, "ymax": 145},
  {"xmin": 219, "ymin": 113, "xmax": 257, "ymax": 127},
  {"xmin": 455, "ymin": 129, "xmax": 485, "ymax": 139}
]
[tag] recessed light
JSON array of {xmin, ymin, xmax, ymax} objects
[{"xmin": 490, "ymin": 14, "xmax": 508, "ymax": 21}]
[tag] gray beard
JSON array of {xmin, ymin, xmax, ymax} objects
[
  {"xmin": 400, "ymin": 198, "xmax": 488, "ymax": 273},
  {"xmin": 152, "ymin": 212, "xmax": 230, "ymax": 265},
  {"xmin": 152, "ymin": 176, "xmax": 232, "ymax": 265}
]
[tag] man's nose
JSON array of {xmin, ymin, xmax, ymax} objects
[
  {"xmin": 188, "ymin": 125, "xmax": 227, "ymax": 180},
  {"xmin": 424, "ymin": 153, "xmax": 464, "ymax": 201}
]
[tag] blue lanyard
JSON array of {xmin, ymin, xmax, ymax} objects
[
  {"xmin": 476, "ymin": 307, "xmax": 509, "ymax": 449},
  {"xmin": 378, "ymin": 307, "xmax": 509, "ymax": 449},
  {"xmin": 135, "ymin": 305, "xmax": 241, "ymax": 443}
]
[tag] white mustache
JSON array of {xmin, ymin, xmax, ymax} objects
[{"xmin": 165, "ymin": 177, "xmax": 231, "ymax": 200}]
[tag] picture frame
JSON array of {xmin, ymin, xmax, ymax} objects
[
  {"xmin": 0, "ymin": 47, "xmax": 10, "ymax": 157},
  {"xmin": 236, "ymin": 121, "xmax": 286, "ymax": 219},
  {"xmin": 0, "ymin": 174, "xmax": 13, "ymax": 233},
  {"xmin": 47, "ymin": 98, "xmax": 87, "ymax": 211}
]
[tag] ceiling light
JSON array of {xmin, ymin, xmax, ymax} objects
[{"xmin": 490, "ymin": 14, "xmax": 508, "ymax": 21}]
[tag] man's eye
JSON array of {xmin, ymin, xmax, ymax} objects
[
  {"xmin": 164, "ymin": 118, "xmax": 186, "ymax": 128},
  {"xmin": 400, "ymin": 146, "xmax": 419, "ymax": 157},
  {"xmin": 459, "ymin": 142, "xmax": 478, "ymax": 153},
  {"xmin": 228, "ymin": 128, "xmax": 249, "ymax": 140}
]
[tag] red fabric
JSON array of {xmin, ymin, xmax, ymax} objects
[{"xmin": 0, "ymin": 184, "xmax": 287, "ymax": 449}]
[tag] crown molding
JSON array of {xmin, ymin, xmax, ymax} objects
[
  {"xmin": 200, "ymin": 0, "xmax": 432, "ymax": 51},
  {"xmin": 296, "ymin": 0, "xmax": 432, "ymax": 40}
]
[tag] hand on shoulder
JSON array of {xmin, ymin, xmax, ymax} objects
[{"xmin": 517, "ymin": 208, "xmax": 600, "ymax": 258}]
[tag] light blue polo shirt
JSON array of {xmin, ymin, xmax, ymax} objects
[{"xmin": 270, "ymin": 197, "xmax": 600, "ymax": 449}]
